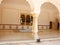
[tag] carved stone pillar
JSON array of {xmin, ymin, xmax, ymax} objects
[{"xmin": 32, "ymin": 14, "xmax": 40, "ymax": 42}]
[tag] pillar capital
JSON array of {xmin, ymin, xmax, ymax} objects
[{"xmin": 32, "ymin": 13, "xmax": 39, "ymax": 18}]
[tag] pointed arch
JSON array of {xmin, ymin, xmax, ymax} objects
[{"xmin": 38, "ymin": 2, "xmax": 59, "ymax": 25}]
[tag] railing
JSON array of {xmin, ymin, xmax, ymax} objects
[
  {"xmin": 0, "ymin": 24, "xmax": 49, "ymax": 30},
  {"xmin": 38, "ymin": 25, "xmax": 49, "ymax": 30},
  {"xmin": 0, "ymin": 24, "xmax": 32, "ymax": 30}
]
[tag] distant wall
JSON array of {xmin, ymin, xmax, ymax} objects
[{"xmin": 2, "ymin": 8, "xmax": 19, "ymax": 24}]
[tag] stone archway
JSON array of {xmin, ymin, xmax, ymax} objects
[
  {"xmin": 38, "ymin": 2, "xmax": 59, "ymax": 30},
  {"xmin": 0, "ymin": 0, "xmax": 32, "ymax": 24}
]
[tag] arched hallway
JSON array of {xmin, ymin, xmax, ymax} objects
[
  {"xmin": 0, "ymin": 0, "xmax": 60, "ymax": 45},
  {"xmin": 38, "ymin": 2, "xmax": 59, "ymax": 30}
]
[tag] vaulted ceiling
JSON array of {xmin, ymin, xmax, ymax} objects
[
  {"xmin": 0, "ymin": 0, "xmax": 60, "ymax": 14},
  {"xmin": 2, "ymin": 0, "xmax": 29, "ymax": 5},
  {"xmin": 1, "ymin": 0, "xmax": 31, "ymax": 11}
]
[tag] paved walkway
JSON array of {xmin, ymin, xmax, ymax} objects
[
  {"xmin": 0, "ymin": 37, "xmax": 60, "ymax": 45},
  {"xmin": 0, "ymin": 30, "xmax": 60, "ymax": 45},
  {"xmin": 0, "ymin": 30, "xmax": 60, "ymax": 41}
]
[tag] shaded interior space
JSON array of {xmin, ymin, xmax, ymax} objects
[{"xmin": 0, "ymin": 0, "xmax": 60, "ymax": 45}]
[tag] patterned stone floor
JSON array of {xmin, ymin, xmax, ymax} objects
[
  {"xmin": 0, "ymin": 29, "xmax": 60, "ymax": 41},
  {"xmin": 0, "ymin": 38, "xmax": 60, "ymax": 45},
  {"xmin": 0, "ymin": 29, "xmax": 60, "ymax": 45}
]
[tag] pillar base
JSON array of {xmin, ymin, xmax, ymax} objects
[{"xmin": 36, "ymin": 39, "xmax": 40, "ymax": 42}]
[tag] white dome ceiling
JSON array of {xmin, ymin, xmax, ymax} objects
[{"xmin": 1, "ymin": 0, "xmax": 31, "ymax": 11}]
